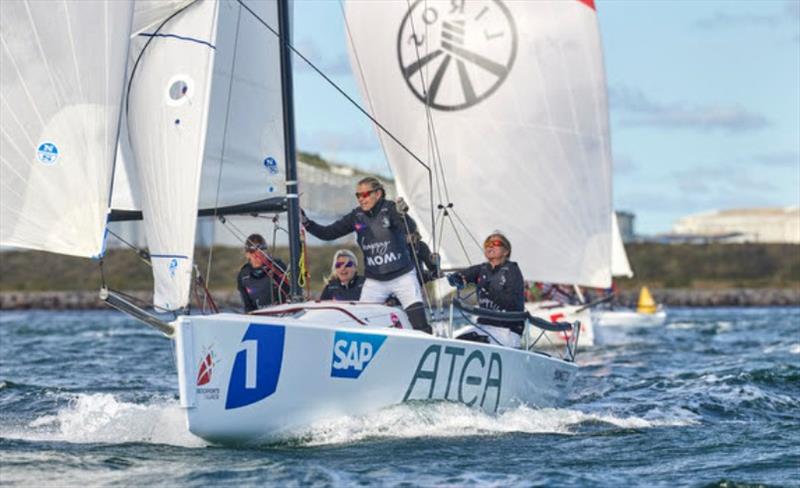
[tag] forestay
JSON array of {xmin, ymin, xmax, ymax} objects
[
  {"xmin": 611, "ymin": 212, "xmax": 633, "ymax": 278},
  {"xmin": 0, "ymin": 0, "xmax": 134, "ymax": 257},
  {"xmin": 124, "ymin": 0, "xmax": 219, "ymax": 311},
  {"xmin": 345, "ymin": 0, "xmax": 612, "ymax": 287}
]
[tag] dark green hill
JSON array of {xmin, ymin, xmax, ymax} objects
[{"xmin": 1, "ymin": 243, "xmax": 797, "ymax": 292}]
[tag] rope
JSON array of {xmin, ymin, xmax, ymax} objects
[
  {"xmin": 205, "ymin": 1, "xmax": 245, "ymax": 289},
  {"xmin": 105, "ymin": 229, "xmax": 152, "ymax": 267}
]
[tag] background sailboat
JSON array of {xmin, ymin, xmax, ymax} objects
[{"xmin": 594, "ymin": 215, "xmax": 668, "ymax": 327}]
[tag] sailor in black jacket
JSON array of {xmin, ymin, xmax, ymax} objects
[
  {"xmin": 237, "ymin": 234, "xmax": 289, "ymax": 312},
  {"xmin": 303, "ymin": 177, "xmax": 431, "ymax": 333},
  {"xmin": 447, "ymin": 232, "xmax": 525, "ymax": 347},
  {"xmin": 320, "ymin": 249, "xmax": 365, "ymax": 301}
]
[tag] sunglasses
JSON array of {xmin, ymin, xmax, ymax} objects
[
  {"xmin": 354, "ymin": 189, "xmax": 376, "ymax": 199},
  {"xmin": 335, "ymin": 261, "xmax": 355, "ymax": 269},
  {"xmin": 484, "ymin": 239, "xmax": 506, "ymax": 249}
]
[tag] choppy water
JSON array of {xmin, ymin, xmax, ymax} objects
[{"xmin": 1, "ymin": 307, "xmax": 798, "ymax": 487}]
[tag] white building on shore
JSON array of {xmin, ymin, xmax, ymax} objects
[{"xmin": 671, "ymin": 207, "xmax": 800, "ymax": 244}]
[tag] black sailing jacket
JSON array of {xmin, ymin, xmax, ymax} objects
[
  {"xmin": 462, "ymin": 260, "xmax": 525, "ymax": 335},
  {"xmin": 305, "ymin": 199, "xmax": 415, "ymax": 281},
  {"xmin": 320, "ymin": 274, "xmax": 365, "ymax": 301},
  {"xmin": 237, "ymin": 260, "xmax": 289, "ymax": 312}
]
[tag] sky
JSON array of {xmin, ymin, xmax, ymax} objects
[{"xmin": 289, "ymin": 0, "xmax": 800, "ymax": 235}]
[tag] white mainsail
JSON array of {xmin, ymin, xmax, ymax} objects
[
  {"xmin": 345, "ymin": 0, "xmax": 612, "ymax": 287},
  {"xmin": 199, "ymin": 0, "xmax": 286, "ymax": 209},
  {"xmin": 124, "ymin": 0, "xmax": 219, "ymax": 310},
  {"xmin": 0, "ymin": 0, "xmax": 134, "ymax": 257},
  {"xmin": 611, "ymin": 212, "xmax": 633, "ymax": 278}
]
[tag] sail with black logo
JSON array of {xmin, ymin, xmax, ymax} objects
[{"xmin": 344, "ymin": 0, "xmax": 612, "ymax": 289}]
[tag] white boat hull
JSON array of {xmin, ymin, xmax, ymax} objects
[
  {"xmin": 172, "ymin": 303, "xmax": 577, "ymax": 445},
  {"xmin": 525, "ymin": 302, "xmax": 596, "ymax": 348},
  {"xmin": 593, "ymin": 308, "xmax": 667, "ymax": 327}
]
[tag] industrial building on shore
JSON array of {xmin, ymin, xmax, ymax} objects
[{"xmin": 669, "ymin": 207, "xmax": 800, "ymax": 244}]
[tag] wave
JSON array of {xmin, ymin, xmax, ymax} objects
[
  {"xmin": 288, "ymin": 402, "xmax": 697, "ymax": 447},
  {"xmin": 1, "ymin": 393, "xmax": 206, "ymax": 448}
]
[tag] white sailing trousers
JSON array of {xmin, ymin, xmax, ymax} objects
[{"xmin": 360, "ymin": 270, "xmax": 423, "ymax": 307}]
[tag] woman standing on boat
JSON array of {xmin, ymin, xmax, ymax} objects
[
  {"xmin": 447, "ymin": 232, "xmax": 525, "ymax": 347},
  {"xmin": 320, "ymin": 249, "xmax": 364, "ymax": 301},
  {"xmin": 302, "ymin": 177, "xmax": 431, "ymax": 333}
]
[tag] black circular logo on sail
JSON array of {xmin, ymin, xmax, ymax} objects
[{"xmin": 397, "ymin": 0, "xmax": 517, "ymax": 111}]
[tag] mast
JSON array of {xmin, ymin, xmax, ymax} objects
[{"xmin": 277, "ymin": 0, "xmax": 303, "ymax": 301}]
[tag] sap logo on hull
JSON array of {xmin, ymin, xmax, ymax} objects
[
  {"xmin": 331, "ymin": 331, "xmax": 386, "ymax": 379},
  {"xmin": 225, "ymin": 324, "xmax": 285, "ymax": 410}
]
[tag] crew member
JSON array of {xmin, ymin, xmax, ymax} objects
[
  {"xmin": 237, "ymin": 234, "xmax": 289, "ymax": 312},
  {"xmin": 447, "ymin": 232, "xmax": 524, "ymax": 347},
  {"xmin": 302, "ymin": 177, "xmax": 431, "ymax": 333},
  {"xmin": 320, "ymin": 249, "xmax": 364, "ymax": 301}
]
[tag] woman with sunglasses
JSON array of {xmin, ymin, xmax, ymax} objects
[
  {"xmin": 446, "ymin": 232, "xmax": 525, "ymax": 347},
  {"xmin": 320, "ymin": 249, "xmax": 365, "ymax": 301},
  {"xmin": 237, "ymin": 233, "xmax": 290, "ymax": 312},
  {"xmin": 302, "ymin": 176, "xmax": 431, "ymax": 333}
]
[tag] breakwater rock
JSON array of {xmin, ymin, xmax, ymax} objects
[
  {"xmin": 1, "ymin": 288, "xmax": 798, "ymax": 310},
  {"xmin": 0, "ymin": 290, "xmax": 243, "ymax": 311}
]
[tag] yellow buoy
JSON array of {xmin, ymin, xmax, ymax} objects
[{"xmin": 637, "ymin": 286, "xmax": 657, "ymax": 314}]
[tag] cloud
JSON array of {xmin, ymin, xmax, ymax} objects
[
  {"xmin": 671, "ymin": 166, "xmax": 777, "ymax": 198},
  {"xmin": 693, "ymin": 1, "xmax": 800, "ymax": 30},
  {"xmin": 609, "ymin": 85, "xmax": 769, "ymax": 133},
  {"xmin": 294, "ymin": 38, "xmax": 352, "ymax": 76},
  {"xmin": 693, "ymin": 1, "xmax": 800, "ymax": 44},
  {"xmin": 752, "ymin": 151, "xmax": 800, "ymax": 168}
]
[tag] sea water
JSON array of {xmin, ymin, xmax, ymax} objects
[{"xmin": 0, "ymin": 307, "xmax": 798, "ymax": 486}]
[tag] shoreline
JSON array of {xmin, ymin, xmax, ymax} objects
[{"xmin": 0, "ymin": 288, "xmax": 798, "ymax": 310}]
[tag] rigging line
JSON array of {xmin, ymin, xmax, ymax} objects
[
  {"xmin": 445, "ymin": 214, "xmax": 473, "ymax": 266},
  {"xmin": 447, "ymin": 207, "xmax": 483, "ymax": 254},
  {"xmin": 402, "ymin": 0, "xmax": 442, "ymax": 205},
  {"xmin": 206, "ymin": 1, "xmax": 245, "ymax": 290},
  {"xmin": 400, "ymin": 213, "xmax": 432, "ymax": 313},
  {"xmin": 237, "ymin": 0, "xmax": 436, "ymax": 245},
  {"xmin": 337, "ymin": 0, "xmax": 392, "ymax": 180},
  {"xmin": 404, "ymin": 0, "xmax": 452, "ymax": 205},
  {"xmin": 105, "ymin": 228, "xmax": 152, "ymax": 267}
]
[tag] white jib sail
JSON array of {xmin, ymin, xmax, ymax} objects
[
  {"xmin": 112, "ymin": 0, "xmax": 286, "ymax": 213},
  {"xmin": 125, "ymin": 0, "xmax": 219, "ymax": 311},
  {"xmin": 0, "ymin": 0, "xmax": 134, "ymax": 257},
  {"xmin": 611, "ymin": 212, "xmax": 633, "ymax": 278},
  {"xmin": 345, "ymin": 0, "xmax": 612, "ymax": 287}
]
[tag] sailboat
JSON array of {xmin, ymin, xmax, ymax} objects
[
  {"xmin": 1, "ymin": 0, "xmax": 594, "ymax": 445},
  {"xmin": 593, "ymin": 215, "xmax": 667, "ymax": 327}
]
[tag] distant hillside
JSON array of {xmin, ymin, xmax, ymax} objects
[
  {"xmin": 617, "ymin": 243, "xmax": 800, "ymax": 289},
  {"xmin": 1, "ymin": 243, "xmax": 797, "ymax": 293},
  {"xmin": 0, "ymin": 245, "xmax": 360, "ymax": 294}
]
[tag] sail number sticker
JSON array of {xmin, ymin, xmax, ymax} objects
[{"xmin": 36, "ymin": 142, "xmax": 59, "ymax": 165}]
